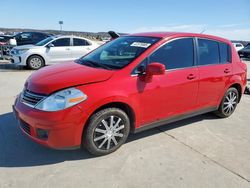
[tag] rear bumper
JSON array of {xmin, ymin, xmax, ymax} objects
[{"xmin": 13, "ymin": 96, "xmax": 88, "ymax": 149}]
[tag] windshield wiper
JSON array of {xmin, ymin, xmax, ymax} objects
[{"xmin": 82, "ymin": 60, "xmax": 112, "ymax": 70}]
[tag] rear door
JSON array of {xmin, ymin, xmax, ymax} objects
[
  {"xmin": 45, "ymin": 37, "xmax": 71, "ymax": 64},
  {"xmin": 196, "ymin": 38, "xmax": 232, "ymax": 108},
  {"xmin": 134, "ymin": 38, "xmax": 199, "ymax": 125},
  {"xmin": 71, "ymin": 38, "xmax": 94, "ymax": 59}
]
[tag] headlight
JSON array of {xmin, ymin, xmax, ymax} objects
[
  {"xmin": 11, "ymin": 49, "xmax": 18, "ymax": 55},
  {"xmin": 17, "ymin": 49, "xmax": 29, "ymax": 54},
  {"xmin": 35, "ymin": 88, "xmax": 87, "ymax": 112}
]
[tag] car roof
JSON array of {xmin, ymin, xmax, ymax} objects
[
  {"xmin": 129, "ymin": 32, "xmax": 231, "ymax": 43},
  {"xmin": 54, "ymin": 35, "xmax": 91, "ymax": 40},
  {"xmin": 16, "ymin": 31, "xmax": 52, "ymax": 36}
]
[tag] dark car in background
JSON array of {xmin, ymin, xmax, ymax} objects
[
  {"xmin": 238, "ymin": 45, "xmax": 250, "ymax": 59},
  {"xmin": 0, "ymin": 32, "xmax": 52, "ymax": 46},
  {"xmin": 13, "ymin": 32, "xmax": 52, "ymax": 46}
]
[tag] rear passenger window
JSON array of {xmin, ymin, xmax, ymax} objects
[
  {"xmin": 73, "ymin": 38, "xmax": 90, "ymax": 46},
  {"xmin": 149, "ymin": 38, "xmax": 194, "ymax": 70},
  {"xmin": 198, "ymin": 39, "xmax": 219, "ymax": 65},
  {"xmin": 219, "ymin": 42, "xmax": 231, "ymax": 64}
]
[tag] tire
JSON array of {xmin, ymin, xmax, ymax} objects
[
  {"xmin": 27, "ymin": 55, "xmax": 45, "ymax": 70},
  {"xmin": 83, "ymin": 108, "xmax": 130, "ymax": 156},
  {"xmin": 214, "ymin": 87, "xmax": 239, "ymax": 118}
]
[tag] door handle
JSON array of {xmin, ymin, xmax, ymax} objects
[
  {"xmin": 224, "ymin": 69, "xmax": 230, "ymax": 74},
  {"xmin": 187, "ymin": 74, "xmax": 196, "ymax": 80},
  {"xmin": 65, "ymin": 48, "xmax": 70, "ymax": 50}
]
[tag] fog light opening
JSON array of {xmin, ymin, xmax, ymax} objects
[{"xmin": 36, "ymin": 128, "xmax": 49, "ymax": 140}]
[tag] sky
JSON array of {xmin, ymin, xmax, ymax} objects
[{"xmin": 1, "ymin": 0, "xmax": 250, "ymax": 40}]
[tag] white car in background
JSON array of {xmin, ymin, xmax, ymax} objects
[
  {"xmin": 232, "ymin": 42, "xmax": 244, "ymax": 51},
  {"xmin": 10, "ymin": 36, "xmax": 100, "ymax": 69}
]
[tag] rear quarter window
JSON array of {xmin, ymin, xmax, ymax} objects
[{"xmin": 219, "ymin": 42, "xmax": 231, "ymax": 64}]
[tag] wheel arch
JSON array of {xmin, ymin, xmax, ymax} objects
[{"xmin": 229, "ymin": 83, "xmax": 243, "ymax": 102}]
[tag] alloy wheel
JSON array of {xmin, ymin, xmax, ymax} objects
[
  {"xmin": 222, "ymin": 91, "xmax": 238, "ymax": 115},
  {"xmin": 93, "ymin": 115, "xmax": 125, "ymax": 150},
  {"xmin": 30, "ymin": 57, "xmax": 42, "ymax": 69}
]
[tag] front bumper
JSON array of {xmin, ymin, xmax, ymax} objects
[
  {"xmin": 13, "ymin": 96, "xmax": 88, "ymax": 149},
  {"xmin": 10, "ymin": 55, "xmax": 22, "ymax": 64}
]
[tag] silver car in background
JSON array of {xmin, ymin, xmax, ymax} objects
[{"xmin": 10, "ymin": 36, "xmax": 100, "ymax": 69}]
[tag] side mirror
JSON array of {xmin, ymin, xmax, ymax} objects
[
  {"xmin": 146, "ymin": 62, "xmax": 165, "ymax": 76},
  {"xmin": 46, "ymin": 43, "xmax": 54, "ymax": 48}
]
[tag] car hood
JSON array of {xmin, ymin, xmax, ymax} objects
[
  {"xmin": 14, "ymin": 44, "xmax": 42, "ymax": 50},
  {"xmin": 26, "ymin": 62, "xmax": 114, "ymax": 95}
]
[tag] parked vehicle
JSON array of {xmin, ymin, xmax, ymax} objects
[
  {"xmin": 0, "ymin": 35, "xmax": 11, "ymax": 45},
  {"xmin": 10, "ymin": 35, "xmax": 100, "ymax": 69},
  {"xmin": 1, "ymin": 32, "xmax": 51, "ymax": 57},
  {"xmin": 13, "ymin": 32, "xmax": 247, "ymax": 156},
  {"xmin": 12, "ymin": 32, "xmax": 52, "ymax": 46},
  {"xmin": 238, "ymin": 45, "xmax": 250, "ymax": 59},
  {"xmin": 1, "ymin": 32, "xmax": 51, "ymax": 46},
  {"xmin": 233, "ymin": 42, "xmax": 244, "ymax": 51}
]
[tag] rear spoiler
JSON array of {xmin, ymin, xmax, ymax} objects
[{"xmin": 108, "ymin": 31, "xmax": 120, "ymax": 40}]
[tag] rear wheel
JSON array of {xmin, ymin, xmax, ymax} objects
[
  {"xmin": 27, "ymin": 55, "xmax": 45, "ymax": 70},
  {"xmin": 214, "ymin": 87, "xmax": 239, "ymax": 118},
  {"xmin": 83, "ymin": 108, "xmax": 130, "ymax": 156}
]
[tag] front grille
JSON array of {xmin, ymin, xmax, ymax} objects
[
  {"xmin": 20, "ymin": 119, "xmax": 31, "ymax": 135},
  {"xmin": 21, "ymin": 90, "xmax": 46, "ymax": 108}
]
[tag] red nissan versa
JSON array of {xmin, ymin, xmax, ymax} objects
[{"xmin": 13, "ymin": 32, "xmax": 247, "ymax": 156}]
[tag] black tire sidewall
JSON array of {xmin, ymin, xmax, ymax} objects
[
  {"xmin": 27, "ymin": 55, "xmax": 44, "ymax": 70},
  {"xmin": 218, "ymin": 88, "xmax": 239, "ymax": 118},
  {"xmin": 84, "ymin": 108, "xmax": 130, "ymax": 156}
]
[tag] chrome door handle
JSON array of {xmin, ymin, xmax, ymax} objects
[{"xmin": 66, "ymin": 48, "xmax": 70, "ymax": 50}]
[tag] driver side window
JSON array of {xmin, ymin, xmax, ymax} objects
[{"xmin": 149, "ymin": 38, "xmax": 194, "ymax": 70}]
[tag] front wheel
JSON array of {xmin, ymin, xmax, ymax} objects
[
  {"xmin": 214, "ymin": 87, "xmax": 239, "ymax": 118},
  {"xmin": 27, "ymin": 55, "xmax": 45, "ymax": 70},
  {"xmin": 83, "ymin": 108, "xmax": 130, "ymax": 156}
]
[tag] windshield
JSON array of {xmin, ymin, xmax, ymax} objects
[
  {"xmin": 77, "ymin": 36, "xmax": 160, "ymax": 70},
  {"xmin": 244, "ymin": 45, "xmax": 250, "ymax": 50},
  {"xmin": 36, "ymin": 36, "xmax": 55, "ymax": 46}
]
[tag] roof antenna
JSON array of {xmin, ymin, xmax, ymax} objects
[{"xmin": 200, "ymin": 29, "xmax": 206, "ymax": 34}]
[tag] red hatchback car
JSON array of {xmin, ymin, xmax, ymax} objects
[{"xmin": 13, "ymin": 32, "xmax": 247, "ymax": 156}]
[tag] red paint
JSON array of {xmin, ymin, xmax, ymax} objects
[{"xmin": 14, "ymin": 32, "xmax": 247, "ymax": 149}]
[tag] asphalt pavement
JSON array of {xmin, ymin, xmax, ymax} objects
[{"xmin": 0, "ymin": 61, "xmax": 250, "ymax": 188}]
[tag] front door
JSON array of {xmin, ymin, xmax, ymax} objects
[{"xmin": 46, "ymin": 37, "xmax": 72, "ymax": 64}]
